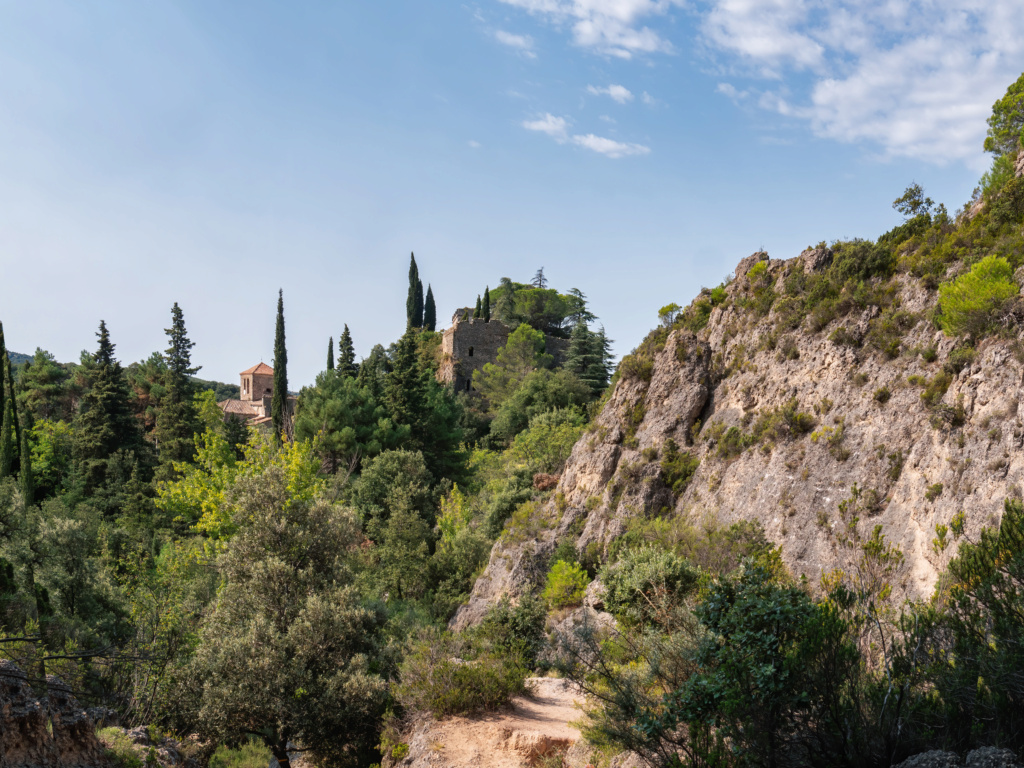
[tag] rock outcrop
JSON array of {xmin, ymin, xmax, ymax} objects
[
  {"xmin": 895, "ymin": 747, "xmax": 1022, "ymax": 768},
  {"xmin": 0, "ymin": 661, "xmax": 111, "ymax": 768},
  {"xmin": 455, "ymin": 251, "xmax": 1024, "ymax": 629}
]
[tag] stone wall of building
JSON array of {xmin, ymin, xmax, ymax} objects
[{"xmin": 438, "ymin": 317, "xmax": 574, "ymax": 394}]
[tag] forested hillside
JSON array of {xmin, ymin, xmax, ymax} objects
[{"xmin": 2, "ymin": 74, "xmax": 1024, "ymax": 768}]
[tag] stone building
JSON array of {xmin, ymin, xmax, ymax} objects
[
  {"xmin": 218, "ymin": 362, "xmax": 295, "ymax": 429},
  {"xmin": 437, "ymin": 309, "xmax": 570, "ymax": 393}
]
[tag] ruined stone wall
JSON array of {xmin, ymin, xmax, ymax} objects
[
  {"xmin": 439, "ymin": 318, "xmax": 510, "ymax": 393},
  {"xmin": 438, "ymin": 318, "xmax": 574, "ymax": 394}
]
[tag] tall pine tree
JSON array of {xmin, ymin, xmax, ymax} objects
[
  {"xmin": 406, "ymin": 253, "xmax": 423, "ymax": 328},
  {"xmin": 482, "ymin": 287, "xmax": 491, "ymax": 322},
  {"xmin": 72, "ymin": 321, "xmax": 147, "ymax": 495},
  {"xmin": 337, "ymin": 325, "xmax": 358, "ymax": 378},
  {"xmin": 155, "ymin": 303, "xmax": 200, "ymax": 478},
  {"xmin": 272, "ymin": 290, "xmax": 289, "ymax": 441},
  {"xmin": 424, "ymin": 285, "xmax": 437, "ymax": 332},
  {"xmin": 327, "ymin": 337, "xmax": 335, "ymax": 373},
  {"xmin": 18, "ymin": 408, "xmax": 33, "ymax": 505},
  {"xmin": 473, "ymin": 295, "xmax": 482, "ymax": 319}
]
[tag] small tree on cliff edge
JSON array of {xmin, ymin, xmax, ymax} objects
[{"xmin": 272, "ymin": 290, "xmax": 289, "ymax": 441}]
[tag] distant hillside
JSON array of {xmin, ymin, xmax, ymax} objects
[
  {"xmin": 193, "ymin": 377, "xmax": 240, "ymax": 401},
  {"xmin": 7, "ymin": 351, "xmax": 31, "ymax": 366}
]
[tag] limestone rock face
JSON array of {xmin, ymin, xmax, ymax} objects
[
  {"xmin": 894, "ymin": 748, "xmax": 1023, "ymax": 768},
  {"xmin": 456, "ymin": 250, "xmax": 1024, "ymax": 627},
  {"xmin": 1015, "ymin": 149, "xmax": 1024, "ymax": 178},
  {"xmin": 0, "ymin": 663, "xmax": 112, "ymax": 768}
]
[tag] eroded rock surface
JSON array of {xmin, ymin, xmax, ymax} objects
[{"xmin": 456, "ymin": 250, "xmax": 1024, "ymax": 628}]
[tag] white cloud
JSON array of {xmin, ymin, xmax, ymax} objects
[
  {"xmin": 523, "ymin": 112, "xmax": 650, "ymax": 157},
  {"xmin": 716, "ymin": 82, "xmax": 748, "ymax": 101},
  {"xmin": 599, "ymin": 114, "xmax": 617, "ymax": 123},
  {"xmin": 468, "ymin": 140, "xmax": 482, "ymax": 148},
  {"xmin": 641, "ymin": 91, "xmax": 656, "ymax": 105},
  {"xmin": 698, "ymin": 0, "xmax": 1024, "ymax": 164},
  {"xmin": 587, "ymin": 83, "xmax": 634, "ymax": 103},
  {"xmin": 572, "ymin": 133, "xmax": 651, "ymax": 157},
  {"xmin": 499, "ymin": 0, "xmax": 685, "ymax": 58},
  {"xmin": 495, "ymin": 29, "xmax": 537, "ymax": 57},
  {"xmin": 522, "ymin": 113, "xmax": 570, "ymax": 141}
]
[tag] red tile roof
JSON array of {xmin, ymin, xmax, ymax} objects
[
  {"xmin": 218, "ymin": 399, "xmax": 261, "ymax": 416},
  {"xmin": 240, "ymin": 362, "xmax": 274, "ymax": 375}
]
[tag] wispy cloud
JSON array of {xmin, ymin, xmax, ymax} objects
[
  {"xmin": 699, "ymin": 0, "xmax": 1024, "ymax": 164},
  {"xmin": 572, "ymin": 133, "xmax": 651, "ymax": 157},
  {"xmin": 587, "ymin": 83, "xmax": 634, "ymax": 103},
  {"xmin": 468, "ymin": 140, "xmax": 482, "ymax": 148},
  {"xmin": 522, "ymin": 112, "xmax": 650, "ymax": 158},
  {"xmin": 499, "ymin": 0, "xmax": 684, "ymax": 59},
  {"xmin": 494, "ymin": 29, "xmax": 537, "ymax": 57}
]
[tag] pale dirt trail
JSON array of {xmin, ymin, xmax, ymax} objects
[{"xmin": 396, "ymin": 677, "xmax": 585, "ymax": 768}]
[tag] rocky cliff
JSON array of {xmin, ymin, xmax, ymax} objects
[{"xmin": 454, "ymin": 247, "xmax": 1024, "ymax": 628}]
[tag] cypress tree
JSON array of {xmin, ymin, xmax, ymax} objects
[
  {"xmin": 415, "ymin": 279, "xmax": 424, "ymax": 328},
  {"xmin": 272, "ymin": 290, "xmax": 289, "ymax": 441},
  {"xmin": 19, "ymin": 409, "xmax": 33, "ymax": 505},
  {"xmin": 337, "ymin": 325, "xmax": 358, "ymax": 378},
  {"xmin": 155, "ymin": 303, "xmax": 200, "ymax": 477},
  {"xmin": 406, "ymin": 253, "xmax": 421, "ymax": 327},
  {"xmin": 327, "ymin": 337, "xmax": 335, "ymax": 373},
  {"xmin": 0, "ymin": 396, "xmax": 12, "ymax": 479},
  {"xmin": 482, "ymin": 287, "xmax": 491, "ymax": 322},
  {"xmin": 424, "ymin": 285, "xmax": 437, "ymax": 332},
  {"xmin": 474, "ymin": 295, "xmax": 482, "ymax": 319}
]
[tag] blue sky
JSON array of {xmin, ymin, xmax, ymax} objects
[{"xmin": 0, "ymin": 1, "xmax": 1021, "ymax": 385}]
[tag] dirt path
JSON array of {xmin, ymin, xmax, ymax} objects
[{"xmin": 398, "ymin": 677, "xmax": 584, "ymax": 768}]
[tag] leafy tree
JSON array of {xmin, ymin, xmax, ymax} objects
[
  {"xmin": 30, "ymin": 419, "xmax": 74, "ymax": 499},
  {"xmin": 18, "ymin": 409, "xmax": 33, "ymax": 506},
  {"xmin": 984, "ymin": 72, "xmax": 1024, "ymax": 157},
  {"xmin": 501, "ymin": 406, "xmax": 586, "ymax": 475},
  {"xmin": 351, "ymin": 449, "xmax": 433, "ymax": 542},
  {"xmin": 271, "ymin": 290, "xmax": 288, "ymax": 441},
  {"xmin": 424, "ymin": 285, "xmax": 437, "ymax": 331},
  {"xmin": 337, "ymin": 325, "xmax": 358, "ymax": 378},
  {"xmin": 406, "ymin": 253, "xmax": 423, "ymax": 328},
  {"xmin": 489, "ymin": 369, "xmax": 591, "ymax": 443},
  {"xmin": 154, "ymin": 303, "xmax": 200, "ymax": 478},
  {"xmin": 482, "ymin": 286, "xmax": 491, "ymax": 322},
  {"xmin": 532, "ymin": 267, "xmax": 547, "ymax": 289},
  {"xmin": 71, "ymin": 321, "xmax": 147, "ymax": 496},
  {"xmin": 472, "ymin": 324, "xmax": 553, "ymax": 410},
  {"xmin": 892, "ymin": 183, "xmax": 934, "ymax": 219},
  {"xmin": 326, "ymin": 336, "xmax": 334, "ymax": 372},
  {"xmin": 18, "ymin": 349, "xmax": 72, "ymax": 422},
  {"xmin": 383, "ymin": 326, "xmax": 425, "ymax": 438},
  {"xmin": 294, "ymin": 371, "xmax": 407, "ymax": 473},
  {"xmin": 658, "ymin": 303, "xmax": 682, "ymax": 327},
  {"xmin": 938, "ymin": 255, "xmax": 1018, "ymax": 338},
  {"xmin": 356, "ymin": 344, "xmax": 390, "ymax": 398},
  {"xmin": 179, "ymin": 465, "xmax": 388, "ymax": 768}
]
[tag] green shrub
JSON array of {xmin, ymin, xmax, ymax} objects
[
  {"xmin": 208, "ymin": 741, "xmax": 271, "ymax": 768},
  {"xmin": 925, "ymin": 483, "xmax": 944, "ymax": 502},
  {"xmin": 543, "ymin": 560, "xmax": 589, "ymax": 608},
  {"xmin": 874, "ymin": 386, "xmax": 891, "ymax": 404},
  {"xmin": 715, "ymin": 426, "xmax": 748, "ymax": 459},
  {"xmin": 921, "ymin": 372, "xmax": 952, "ymax": 408},
  {"xmin": 477, "ymin": 592, "xmax": 547, "ymax": 667},
  {"xmin": 660, "ymin": 439, "xmax": 699, "ymax": 497},
  {"xmin": 829, "ymin": 326, "xmax": 860, "ymax": 347},
  {"xmin": 98, "ymin": 729, "xmax": 144, "ymax": 768},
  {"xmin": 830, "ymin": 239, "xmax": 894, "ymax": 282},
  {"xmin": 601, "ymin": 546, "xmax": 702, "ymax": 627},
  {"xmin": 945, "ymin": 346, "xmax": 977, "ymax": 374},
  {"xmin": 938, "ymin": 255, "xmax": 1018, "ymax": 337},
  {"xmin": 396, "ymin": 628, "xmax": 529, "ymax": 717}
]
